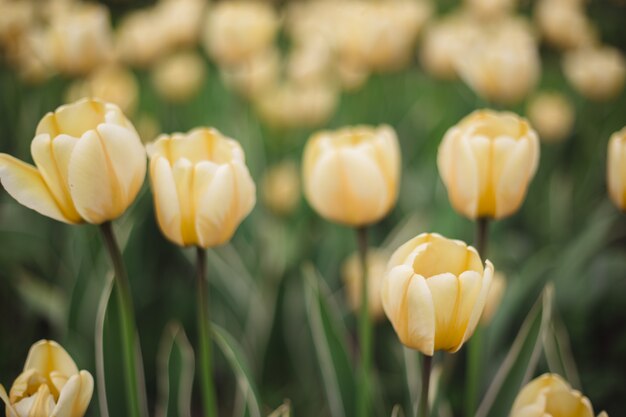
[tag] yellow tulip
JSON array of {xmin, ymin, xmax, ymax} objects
[
  {"xmin": 261, "ymin": 160, "xmax": 301, "ymax": 216},
  {"xmin": 563, "ymin": 46, "xmax": 626, "ymax": 102},
  {"xmin": 527, "ymin": 92, "xmax": 575, "ymax": 144},
  {"xmin": 147, "ymin": 127, "xmax": 256, "ymax": 248},
  {"xmin": 342, "ymin": 248, "xmax": 388, "ymax": 321},
  {"xmin": 437, "ymin": 110, "xmax": 540, "ymax": 220},
  {"xmin": 511, "ymin": 373, "xmax": 608, "ymax": 417},
  {"xmin": 151, "ymin": 51, "xmax": 206, "ymax": 103},
  {"xmin": 607, "ymin": 126, "xmax": 626, "ymax": 211},
  {"xmin": 0, "ymin": 340, "xmax": 93, "ymax": 417},
  {"xmin": 481, "ymin": 271, "xmax": 506, "ymax": 324},
  {"xmin": 302, "ymin": 125, "xmax": 400, "ymax": 226},
  {"xmin": 0, "ymin": 98, "xmax": 147, "ymax": 224},
  {"xmin": 382, "ymin": 233, "xmax": 493, "ymax": 355}
]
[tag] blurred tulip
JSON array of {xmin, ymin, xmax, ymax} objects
[
  {"xmin": 535, "ymin": 0, "xmax": 597, "ymax": 50},
  {"xmin": 261, "ymin": 160, "xmax": 301, "ymax": 216},
  {"xmin": 336, "ymin": 59, "xmax": 370, "ymax": 92},
  {"xmin": 287, "ymin": 40, "xmax": 333, "ymax": 86},
  {"xmin": 527, "ymin": 92, "xmax": 575, "ymax": 143},
  {"xmin": 437, "ymin": 110, "xmax": 540, "ymax": 219},
  {"xmin": 563, "ymin": 46, "xmax": 626, "ymax": 101},
  {"xmin": 302, "ymin": 125, "xmax": 400, "ymax": 226},
  {"xmin": 481, "ymin": 271, "xmax": 506, "ymax": 324},
  {"xmin": 203, "ymin": 1, "xmax": 278, "ymax": 66},
  {"xmin": 382, "ymin": 233, "xmax": 493, "ymax": 355},
  {"xmin": 511, "ymin": 373, "xmax": 608, "ymax": 417},
  {"xmin": 221, "ymin": 49, "xmax": 280, "ymax": 99},
  {"xmin": 607, "ymin": 126, "xmax": 626, "ymax": 211},
  {"xmin": 0, "ymin": 98, "xmax": 146, "ymax": 224},
  {"xmin": 466, "ymin": 0, "xmax": 516, "ymax": 20},
  {"xmin": 155, "ymin": 0, "xmax": 205, "ymax": 48},
  {"xmin": 0, "ymin": 340, "xmax": 93, "ymax": 417},
  {"xmin": 342, "ymin": 248, "xmax": 388, "ymax": 321},
  {"xmin": 116, "ymin": 10, "xmax": 169, "ymax": 68},
  {"xmin": 147, "ymin": 128, "xmax": 256, "ymax": 248},
  {"xmin": 152, "ymin": 51, "xmax": 206, "ymax": 103}
]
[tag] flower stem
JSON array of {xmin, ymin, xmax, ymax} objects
[
  {"xmin": 99, "ymin": 221, "xmax": 143, "ymax": 417},
  {"xmin": 418, "ymin": 354, "xmax": 432, "ymax": 417},
  {"xmin": 475, "ymin": 217, "xmax": 490, "ymax": 256},
  {"xmin": 196, "ymin": 247, "xmax": 219, "ymax": 417},
  {"xmin": 355, "ymin": 226, "xmax": 371, "ymax": 417}
]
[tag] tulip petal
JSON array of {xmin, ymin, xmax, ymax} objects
[
  {"xmin": 468, "ymin": 134, "xmax": 493, "ymax": 216},
  {"xmin": 449, "ymin": 270, "xmax": 482, "ymax": 352},
  {"xmin": 171, "ymin": 158, "xmax": 197, "ymax": 245},
  {"xmin": 43, "ymin": 99, "xmax": 105, "ymax": 138},
  {"xmin": 426, "ymin": 272, "xmax": 459, "ymax": 351},
  {"xmin": 510, "ymin": 404, "xmax": 548, "ymax": 417},
  {"xmin": 24, "ymin": 340, "xmax": 78, "ymax": 378},
  {"xmin": 405, "ymin": 274, "xmax": 436, "ymax": 355},
  {"xmin": 150, "ymin": 157, "xmax": 183, "ymax": 245},
  {"xmin": 607, "ymin": 134, "xmax": 625, "ymax": 209},
  {"xmin": 462, "ymin": 261, "xmax": 494, "ymax": 344},
  {"xmin": 0, "ymin": 154, "xmax": 72, "ymax": 223},
  {"xmin": 387, "ymin": 233, "xmax": 430, "ymax": 269},
  {"xmin": 450, "ymin": 132, "xmax": 480, "ymax": 218},
  {"xmin": 511, "ymin": 373, "xmax": 569, "ymax": 411},
  {"xmin": 495, "ymin": 136, "xmax": 537, "ymax": 219},
  {"xmin": 382, "ymin": 265, "xmax": 414, "ymax": 328},
  {"xmin": 545, "ymin": 388, "xmax": 594, "ymax": 417},
  {"xmin": 0, "ymin": 384, "xmax": 19, "ymax": 417},
  {"xmin": 195, "ymin": 163, "xmax": 235, "ymax": 248},
  {"xmin": 51, "ymin": 371, "xmax": 94, "ymax": 417}
]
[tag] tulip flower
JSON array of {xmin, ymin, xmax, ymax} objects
[
  {"xmin": 511, "ymin": 373, "xmax": 608, "ymax": 417},
  {"xmin": 563, "ymin": 46, "xmax": 626, "ymax": 102},
  {"xmin": 437, "ymin": 110, "xmax": 540, "ymax": 220},
  {"xmin": 261, "ymin": 160, "xmax": 301, "ymax": 216},
  {"xmin": 0, "ymin": 340, "xmax": 93, "ymax": 417},
  {"xmin": 302, "ymin": 125, "xmax": 400, "ymax": 226},
  {"xmin": 342, "ymin": 248, "xmax": 388, "ymax": 321},
  {"xmin": 481, "ymin": 271, "xmax": 506, "ymax": 324},
  {"xmin": 0, "ymin": 98, "xmax": 147, "ymax": 224},
  {"xmin": 527, "ymin": 92, "xmax": 575, "ymax": 144},
  {"xmin": 151, "ymin": 51, "xmax": 206, "ymax": 103},
  {"xmin": 147, "ymin": 127, "xmax": 256, "ymax": 248},
  {"xmin": 382, "ymin": 233, "xmax": 493, "ymax": 355},
  {"xmin": 607, "ymin": 126, "xmax": 626, "ymax": 211}
]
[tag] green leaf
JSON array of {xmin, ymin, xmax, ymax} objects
[
  {"xmin": 303, "ymin": 264, "xmax": 355, "ymax": 417},
  {"xmin": 95, "ymin": 272, "xmax": 114, "ymax": 417},
  {"xmin": 543, "ymin": 311, "xmax": 581, "ymax": 390},
  {"xmin": 267, "ymin": 401, "xmax": 291, "ymax": 417}
]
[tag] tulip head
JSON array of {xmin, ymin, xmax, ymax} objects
[
  {"xmin": 511, "ymin": 373, "xmax": 607, "ymax": 417},
  {"xmin": 563, "ymin": 46, "xmax": 626, "ymax": 102},
  {"xmin": 302, "ymin": 125, "xmax": 401, "ymax": 226},
  {"xmin": 382, "ymin": 233, "xmax": 493, "ymax": 356},
  {"xmin": 342, "ymin": 248, "xmax": 388, "ymax": 321},
  {"xmin": 0, "ymin": 340, "xmax": 93, "ymax": 417},
  {"xmin": 147, "ymin": 128, "xmax": 256, "ymax": 248},
  {"xmin": 607, "ymin": 127, "xmax": 626, "ymax": 211},
  {"xmin": 261, "ymin": 160, "xmax": 301, "ymax": 216},
  {"xmin": 0, "ymin": 98, "xmax": 147, "ymax": 224},
  {"xmin": 437, "ymin": 110, "xmax": 540, "ymax": 220},
  {"xmin": 527, "ymin": 92, "xmax": 575, "ymax": 144},
  {"xmin": 151, "ymin": 51, "xmax": 207, "ymax": 103}
]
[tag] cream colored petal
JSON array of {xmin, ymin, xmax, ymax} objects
[
  {"xmin": 150, "ymin": 157, "xmax": 183, "ymax": 246},
  {"xmin": 495, "ymin": 137, "xmax": 535, "ymax": 219},
  {"xmin": 490, "ymin": 135, "xmax": 516, "ymax": 192},
  {"xmin": 67, "ymin": 130, "xmax": 117, "ymax": 223},
  {"xmin": 607, "ymin": 135, "xmax": 624, "ymax": 209},
  {"xmin": 171, "ymin": 158, "xmax": 197, "ymax": 245},
  {"xmin": 15, "ymin": 384, "xmax": 54, "ymax": 417},
  {"xmin": 0, "ymin": 155, "xmax": 72, "ymax": 223},
  {"xmin": 510, "ymin": 404, "xmax": 547, "ymax": 417},
  {"xmin": 449, "ymin": 270, "xmax": 482, "ymax": 352},
  {"xmin": 449, "ymin": 132, "xmax": 480, "ymax": 219},
  {"xmin": 49, "ymin": 371, "xmax": 69, "ymax": 397},
  {"xmin": 426, "ymin": 272, "xmax": 459, "ymax": 351},
  {"xmin": 0, "ymin": 384, "xmax": 19, "ymax": 417},
  {"xmin": 411, "ymin": 236, "xmax": 477, "ymax": 278},
  {"xmin": 436, "ymin": 128, "xmax": 455, "ymax": 187},
  {"xmin": 231, "ymin": 161, "xmax": 256, "ymax": 221},
  {"xmin": 51, "ymin": 371, "xmax": 93, "ymax": 417},
  {"xmin": 598, "ymin": 411, "xmax": 609, "ymax": 417},
  {"xmin": 462, "ymin": 260, "xmax": 494, "ymax": 344},
  {"xmin": 195, "ymin": 163, "xmax": 235, "ymax": 248},
  {"xmin": 512, "ymin": 373, "xmax": 570, "ymax": 411},
  {"xmin": 48, "ymin": 99, "xmax": 105, "ymax": 138},
  {"xmin": 24, "ymin": 340, "xmax": 78, "ymax": 377},
  {"xmin": 545, "ymin": 388, "xmax": 594, "ymax": 417},
  {"xmin": 467, "ymin": 134, "xmax": 492, "ymax": 216},
  {"xmin": 405, "ymin": 274, "xmax": 436, "ymax": 355},
  {"xmin": 382, "ymin": 265, "xmax": 414, "ymax": 327}
]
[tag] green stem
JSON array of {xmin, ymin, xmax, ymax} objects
[
  {"xmin": 99, "ymin": 222, "xmax": 142, "ymax": 417},
  {"xmin": 355, "ymin": 226, "xmax": 371, "ymax": 417},
  {"xmin": 475, "ymin": 217, "xmax": 489, "ymax": 257},
  {"xmin": 419, "ymin": 354, "xmax": 432, "ymax": 417},
  {"xmin": 196, "ymin": 247, "xmax": 219, "ymax": 417}
]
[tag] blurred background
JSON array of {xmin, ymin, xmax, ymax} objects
[{"xmin": 1, "ymin": 0, "xmax": 626, "ymax": 416}]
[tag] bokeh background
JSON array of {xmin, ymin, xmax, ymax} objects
[{"xmin": 1, "ymin": 0, "xmax": 626, "ymax": 416}]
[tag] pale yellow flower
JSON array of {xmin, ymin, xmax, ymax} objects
[
  {"xmin": 147, "ymin": 128, "xmax": 256, "ymax": 248},
  {"xmin": 437, "ymin": 110, "xmax": 540, "ymax": 220},
  {"xmin": 563, "ymin": 46, "xmax": 626, "ymax": 101},
  {"xmin": 0, "ymin": 98, "xmax": 146, "ymax": 224},
  {"xmin": 466, "ymin": 0, "xmax": 517, "ymax": 20},
  {"xmin": 511, "ymin": 373, "xmax": 608, "ymax": 417},
  {"xmin": 382, "ymin": 233, "xmax": 493, "ymax": 355},
  {"xmin": 261, "ymin": 160, "xmax": 301, "ymax": 216},
  {"xmin": 221, "ymin": 49, "xmax": 280, "ymax": 99},
  {"xmin": 342, "ymin": 248, "xmax": 388, "ymax": 321},
  {"xmin": 607, "ymin": 126, "xmax": 626, "ymax": 211},
  {"xmin": 0, "ymin": 340, "xmax": 93, "ymax": 417},
  {"xmin": 152, "ymin": 51, "xmax": 206, "ymax": 103},
  {"xmin": 535, "ymin": 0, "xmax": 597, "ymax": 50},
  {"xmin": 527, "ymin": 92, "xmax": 575, "ymax": 143},
  {"xmin": 481, "ymin": 271, "xmax": 506, "ymax": 324},
  {"xmin": 302, "ymin": 125, "xmax": 400, "ymax": 226}
]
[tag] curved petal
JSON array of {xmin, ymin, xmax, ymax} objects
[
  {"xmin": 512, "ymin": 374, "xmax": 569, "ymax": 411},
  {"xmin": 450, "ymin": 132, "xmax": 480, "ymax": 219},
  {"xmin": 23, "ymin": 340, "xmax": 78, "ymax": 378},
  {"xmin": 382, "ymin": 265, "xmax": 414, "ymax": 328},
  {"xmin": 449, "ymin": 270, "xmax": 482, "ymax": 352},
  {"xmin": 0, "ymin": 384, "xmax": 19, "ymax": 417},
  {"xmin": 607, "ymin": 135, "xmax": 625, "ymax": 209},
  {"xmin": 195, "ymin": 163, "xmax": 235, "ymax": 248},
  {"xmin": 150, "ymin": 157, "xmax": 183, "ymax": 246},
  {"xmin": 405, "ymin": 273, "xmax": 436, "ymax": 355},
  {"xmin": 461, "ymin": 261, "xmax": 494, "ymax": 344},
  {"xmin": 426, "ymin": 272, "xmax": 459, "ymax": 351},
  {"xmin": 171, "ymin": 158, "xmax": 197, "ymax": 245},
  {"xmin": 0, "ymin": 155, "xmax": 72, "ymax": 223},
  {"xmin": 495, "ymin": 137, "xmax": 534, "ymax": 219},
  {"xmin": 545, "ymin": 388, "xmax": 594, "ymax": 417},
  {"xmin": 387, "ymin": 233, "xmax": 430, "ymax": 269},
  {"xmin": 51, "ymin": 371, "xmax": 93, "ymax": 417}
]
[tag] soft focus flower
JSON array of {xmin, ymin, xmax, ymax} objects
[
  {"xmin": 511, "ymin": 373, "xmax": 608, "ymax": 417},
  {"xmin": 382, "ymin": 233, "xmax": 493, "ymax": 355},
  {"xmin": 527, "ymin": 92, "xmax": 575, "ymax": 143},
  {"xmin": 203, "ymin": 1, "xmax": 278, "ymax": 66},
  {"xmin": 287, "ymin": 40, "xmax": 334, "ymax": 86},
  {"xmin": 455, "ymin": 19, "xmax": 540, "ymax": 104},
  {"xmin": 134, "ymin": 113, "xmax": 162, "ymax": 145},
  {"xmin": 0, "ymin": 98, "xmax": 146, "ymax": 224},
  {"xmin": 147, "ymin": 128, "xmax": 256, "ymax": 248},
  {"xmin": 342, "ymin": 248, "xmax": 388, "ymax": 321},
  {"xmin": 152, "ymin": 51, "xmax": 206, "ymax": 103},
  {"xmin": 535, "ymin": 0, "xmax": 597, "ymax": 50},
  {"xmin": 437, "ymin": 110, "xmax": 540, "ymax": 220},
  {"xmin": 302, "ymin": 125, "xmax": 400, "ymax": 226},
  {"xmin": 0, "ymin": 340, "xmax": 93, "ymax": 417},
  {"xmin": 481, "ymin": 271, "xmax": 506, "ymax": 324},
  {"xmin": 563, "ymin": 46, "xmax": 626, "ymax": 101},
  {"xmin": 336, "ymin": 59, "xmax": 370, "ymax": 92},
  {"xmin": 607, "ymin": 126, "xmax": 626, "ymax": 211},
  {"xmin": 466, "ymin": 0, "xmax": 516, "ymax": 20},
  {"xmin": 155, "ymin": 0, "xmax": 205, "ymax": 48},
  {"xmin": 65, "ymin": 65, "xmax": 139, "ymax": 116},
  {"xmin": 221, "ymin": 49, "xmax": 280, "ymax": 99},
  {"xmin": 261, "ymin": 160, "xmax": 301, "ymax": 216}
]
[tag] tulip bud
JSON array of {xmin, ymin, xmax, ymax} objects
[
  {"xmin": 151, "ymin": 51, "xmax": 206, "ymax": 103},
  {"xmin": 0, "ymin": 98, "xmax": 147, "ymax": 224},
  {"xmin": 147, "ymin": 127, "xmax": 256, "ymax": 248},
  {"xmin": 607, "ymin": 127, "xmax": 626, "ymax": 211},
  {"xmin": 527, "ymin": 92, "xmax": 575, "ymax": 144},
  {"xmin": 342, "ymin": 248, "xmax": 388, "ymax": 321},
  {"xmin": 534, "ymin": 0, "xmax": 597, "ymax": 51},
  {"xmin": 261, "ymin": 160, "xmax": 301, "ymax": 216},
  {"xmin": 511, "ymin": 373, "xmax": 608, "ymax": 417},
  {"xmin": 0, "ymin": 340, "xmax": 93, "ymax": 417},
  {"xmin": 302, "ymin": 125, "xmax": 401, "ymax": 226},
  {"xmin": 220, "ymin": 49, "xmax": 280, "ymax": 99},
  {"xmin": 480, "ymin": 271, "xmax": 506, "ymax": 324},
  {"xmin": 437, "ymin": 110, "xmax": 540, "ymax": 220},
  {"xmin": 563, "ymin": 46, "xmax": 626, "ymax": 102},
  {"xmin": 382, "ymin": 233, "xmax": 493, "ymax": 355}
]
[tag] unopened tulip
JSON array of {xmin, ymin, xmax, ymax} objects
[
  {"xmin": 152, "ymin": 51, "xmax": 206, "ymax": 103},
  {"xmin": 563, "ymin": 46, "xmax": 626, "ymax": 101},
  {"xmin": 607, "ymin": 126, "xmax": 626, "ymax": 211},
  {"xmin": 342, "ymin": 248, "xmax": 388, "ymax": 321},
  {"xmin": 221, "ymin": 49, "xmax": 280, "ymax": 99},
  {"xmin": 302, "ymin": 125, "xmax": 400, "ymax": 226},
  {"xmin": 527, "ymin": 92, "xmax": 575, "ymax": 143},
  {"xmin": 0, "ymin": 98, "xmax": 146, "ymax": 224},
  {"xmin": 382, "ymin": 233, "xmax": 493, "ymax": 355},
  {"xmin": 437, "ymin": 110, "xmax": 540, "ymax": 219},
  {"xmin": 0, "ymin": 340, "xmax": 93, "ymax": 417},
  {"xmin": 535, "ymin": 0, "xmax": 597, "ymax": 50},
  {"xmin": 261, "ymin": 160, "xmax": 301, "ymax": 216},
  {"xmin": 466, "ymin": 0, "xmax": 516, "ymax": 20},
  {"xmin": 481, "ymin": 271, "xmax": 506, "ymax": 324},
  {"xmin": 147, "ymin": 128, "xmax": 256, "ymax": 248},
  {"xmin": 511, "ymin": 373, "xmax": 608, "ymax": 417}
]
